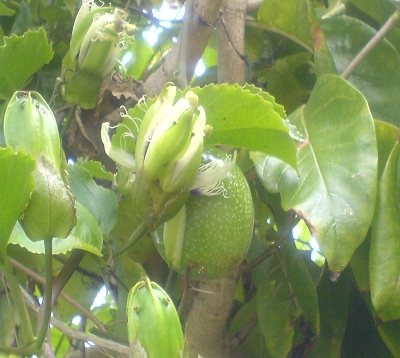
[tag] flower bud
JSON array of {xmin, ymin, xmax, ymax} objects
[
  {"xmin": 136, "ymin": 86, "xmax": 206, "ymax": 193},
  {"xmin": 4, "ymin": 91, "xmax": 76, "ymax": 241},
  {"xmin": 127, "ymin": 276, "xmax": 184, "ymax": 358},
  {"xmin": 102, "ymin": 84, "xmax": 206, "ymax": 228},
  {"xmin": 62, "ymin": 1, "xmax": 135, "ymax": 109}
]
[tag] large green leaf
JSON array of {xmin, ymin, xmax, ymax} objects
[
  {"xmin": 0, "ymin": 146, "xmax": 35, "ymax": 250},
  {"xmin": 69, "ymin": 164, "xmax": 118, "ymax": 236},
  {"xmin": 257, "ymin": 0, "xmax": 313, "ymax": 51},
  {"xmin": 9, "ymin": 202, "xmax": 103, "ymax": 256},
  {"xmin": 370, "ymin": 140, "xmax": 400, "ymax": 322},
  {"xmin": 321, "ymin": 15, "xmax": 400, "ymax": 126},
  {"xmin": 0, "ymin": 29, "xmax": 53, "ymax": 100},
  {"xmin": 191, "ymin": 84, "xmax": 298, "ymax": 169},
  {"xmin": 251, "ymin": 74, "xmax": 378, "ymax": 276}
]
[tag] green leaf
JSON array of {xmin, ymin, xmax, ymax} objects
[
  {"xmin": 69, "ymin": 164, "xmax": 118, "ymax": 236},
  {"xmin": 321, "ymin": 15, "xmax": 400, "ymax": 126},
  {"xmin": 308, "ymin": 0, "xmax": 337, "ymax": 76},
  {"xmin": 375, "ymin": 120, "xmax": 400, "ymax": 179},
  {"xmin": 9, "ymin": 202, "xmax": 103, "ymax": 256},
  {"xmin": 0, "ymin": 2, "xmax": 15, "ymax": 16},
  {"xmin": 63, "ymin": 0, "xmax": 77, "ymax": 14},
  {"xmin": 257, "ymin": 0, "xmax": 313, "ymax": 51},
  {"xmin": 0, "ymin": 147, "xmax": 35, "ymax": 250},
  {"xmin": 310, "ymin": 267, "xmax": 349, "ymax": 358},
  {"xmin": 125, "ymin": 33, "xmax": 154, "ymax": 80},
  {"xmin": 255, "ymin": 52, "xmax": 313, "ymax": 114},
  {"xmin": 190, "ymin": 84, "xmax": 298, "ymax": 169},
  {"xmin": 370, "ymin": 139, "xmax": 400, "ymax": 322},
  {"xmin": 284, "ymin": 240, "xmax": 320, "ymax": 336},
  {"xmin": 257, "ymin": 246, "xmax": 298, "ymax": 358},
  {"xmin": 349, "ymin": 0, "xmax": 395, "ymax": 24},
  {"xmin": 251, "ymin": 74, "xmax": 378, "ymax": 276},
  {"xmin": 0, "ymin": 28, "xmax": 53, "ymax": 100},
  {"xmin": 378, "ymin": 319, "xmax": 400, "ymax": 357},
  {"xmin": 76, "ymin": 158, "xmax": 114, "ymax": 181},
  {"xmin": 350, "ymin": 232, "xmax": 371, "ymax": 292}
]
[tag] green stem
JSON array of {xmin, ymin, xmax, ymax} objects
[
  {"xmin": 113, "ymin": 222, "xmax": 148, "ymax": 258},
  {"xmin": 0, "ymin": 251, "xmax": 35, "ymax": 347},
  {"xmin": 35, "ymin": 238, "xmax": 53, "ymax": 351},
  {"xmin": 60, "ymin": 103, "xmax": 78, "ymax": 140},
  {"xmin": 341, "ymin": 9, "xmax": 400, "ymax": 79},
  {"xmin": 51, "ymin": 249, "xmax": 85, "ymax": 308}
]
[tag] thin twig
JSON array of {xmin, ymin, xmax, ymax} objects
[
  {"xmin": 230, "ymin": 312, "xmax": 258, "ymax": 347},
  {"xmin": 19, "ymin": 287, "xmax": 130, "ymax": 356},
  {"xmin": 8, "ymin": 257, "xmax": 107, "ymax": 332},
  {"xmin": 341, "ymin": 9, "xmax": 400, "ymax": 79}
]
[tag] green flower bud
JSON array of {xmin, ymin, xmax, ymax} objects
[
  {"xmin": 127, "ymin": 276, "xmax": 184, "ymax": 358},
  {"xmin": 4, "ymin": 91, "xmax": 61, "ymax": 169},
  {"xmin": 101, "ymin": 84, "xmax": 206, "ymax": 228},
  {"xmin": 4, "ymin": 91, "xmax": 76, "ymax": 241},
  {"xmin": 62, "ymin": 1, "xmax": 135, "ymax": 109}
]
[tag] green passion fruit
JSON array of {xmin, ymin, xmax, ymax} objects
[{"xmin": 153, "ymin": 147, "xmax": 254, "ymax": 281}]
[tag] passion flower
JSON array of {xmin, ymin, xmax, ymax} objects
[
  {"xmin": 101, "ymin": 84, "xmax": 206, "ymax": 229},
  {"xmin": 153, "ymin": 146, "xmax": 254, "ymax": 281}
]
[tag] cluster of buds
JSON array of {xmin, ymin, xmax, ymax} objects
[
  {"xmin": 3, "ymin": 92, "xmax": 76, "ymax": 241},
  {"xmin": 62, "ymin": 0, "xmax": 135, "ymax": 109},
  {"xmin": 102, "ymin": 84, "xmax": 236, "ymax": 230}
]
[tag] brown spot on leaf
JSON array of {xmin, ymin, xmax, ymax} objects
[{"xmin": 330, "ymin": 271, "xmax": 341, "ymax": 282}]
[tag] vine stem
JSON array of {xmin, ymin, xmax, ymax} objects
[
  {"xmin": 35, "ymin": 238, "xmax": 53, "ymax": 351},
  {"xmin": 341, "ymin": 9, "xmax": 400, "ymax": 79},
  {"xmin": 113, "ymin": 222, "xmax": 148, "ymax": 258},
  {"xmin": 60, "ymin": 103, "xmax": 78, "ymax": 140}
]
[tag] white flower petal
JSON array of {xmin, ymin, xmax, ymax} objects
[
  {"xmin": 101, "ymin": 122, "xmax": 136, "ymax": 170},
  {"xmin": 191, "ymin": 151, "xmax": 237, "ymax": 191}
]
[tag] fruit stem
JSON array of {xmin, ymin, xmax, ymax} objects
[
  {"xmin": 113, "ymin": 222, "xmax": 148, "ymax": 257},
  {"xmin": 35, "ymin": 238, "xmax": 53, "ymax": 351},
  {"xmin": 60, "ymin": 103, "xmax": 78, "ymax": 140}
]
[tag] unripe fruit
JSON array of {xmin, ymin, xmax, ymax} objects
[{"xmin": 153, "ymin": 147, "xmax": 254, "ymax": 280}]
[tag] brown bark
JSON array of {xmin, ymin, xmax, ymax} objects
[
  {"xmin": 184, "ymin": 1, "xmax": 247, "ymax": 357},
  {"xmin": 144, "ymin": 0, "xmax": 224, "ymax": 96}
]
